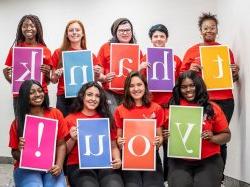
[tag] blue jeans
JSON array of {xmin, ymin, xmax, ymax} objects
[{"xmin": 14, "ymin": 168, "xmax": 66, "ymax": 187}]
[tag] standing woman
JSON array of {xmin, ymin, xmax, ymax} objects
[
  {"xmin": 141, "ymin": 23, "xmax": 182, "ymax": 181},
  {"xmin": 164, "ymin": 70, "xmax": 231, "ymax": 187},
  {"xmin": 180, "ymin": 12, "xmax": 239, "ymax": 169},
  {"xmin": 9, "ymin": 80, "xmax": 67, "ymax": 187},
  {"xmin": 51, "ymin": 20, "xmax": 101, "ymax": 117},
  {"xmin": 65, "ymin": 82, "xmax": 124, "ymax": 187},
  {"xmin": 114, "ymin": 71, "xmax": 165, "ymax": 187},
  {"xmin": 97, "ymin": 18, "xmax": 143, "ymax": 114},
  {"xmin": 3, "ymin": 14, "xmax": 52, "ymax": 116}
]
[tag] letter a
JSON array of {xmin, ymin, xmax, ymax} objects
[{"xmin": 117, "ymin": 58, "xmax": 133, "ymax": 77}]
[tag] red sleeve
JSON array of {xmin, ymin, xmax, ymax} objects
[
  {"xmin": 229, "ymin": 49, "xmax": 235, "ymax": 64},
  {"xmin": 212, "ymin": 103, "xmax": 228, "ymax": 132},
  {"xmin": 155, "ymin": 105, "xmax": 164, "ymax": 127},
  {"xmin": 92, "ymin": 53, "xmax": 101, "ymax": 66},
  {"xmin": 5, "ymin": 48, "xmax": 13, "ymax": 66},
  {"xmin": 110, "ymin": 128, "xmax": 117, "ymax": 140},
  {"xmin": 180, "ymin": 45, "xmax": 199, "ymax": 74},
  {"xmin": 114, "ymin": 107, "xmax": 123, "ymax": 129},
  {"xmin": 51, "ymin": 49, "xmax": 61, "ymax": 69},
  {"xmin": 97, "ymin": 44, "xmax": 106, "ymax": 68},
  {"xmin": 174, "ymin": 55, "xmax": 182, "ymax": 79},
  {"xmin": 139, "ymin": 54, "xmax": 147, "ymax": 76},
  {"xmin": 55, "ymin": 109, "xmax": 68, "ymax": 140},
  {"xmin": 163, "ymin": 108, "xmax": 169, "ymax": 129},
  {"xmin": 9, "ymin": 120, "xmax": 19, "ymax": 149},
  {"xmin": 43, "ymin": 47, "xmax": 52, "ymax": 66}
]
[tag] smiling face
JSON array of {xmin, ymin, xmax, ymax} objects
[
  {"xmin": 129, "ymin": 76, "xmax": 145, "ymax": 105},
  {"xmin": 151, "ymin": 30, "xmax": 168, "ymax": 47},
  {"xmin": 67, "ymin": 22, "xmax": 84, "ymax": 44},
  {"xmin": 29, "ymin": 84, "xmax": 44, "ymax": 106},
  {"xmin": 83, "ymin": 86, "xmax": 100, "ymax": 111},
  {"xmin": 116, "ymin": 23, "xmax": 132, "ymax": 43},
  {"xmin": 180, "ymin": 78, "xmax": 196, "ymax": 102},
  {"xmin": 21, "ymin": 18, "xmax": 37, "ymax": 42},
  {"xmin": 200, "ymin": 19, "xmax": 218, "ymax": 43}
]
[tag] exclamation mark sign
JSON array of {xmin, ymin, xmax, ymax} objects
[{"xmin": 35, "ymin": 122, "xmax": 44, "ymax": 157}]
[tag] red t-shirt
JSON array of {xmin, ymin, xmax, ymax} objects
[
  {"xmin": 180, "ymin": 42, "xmax": 235, "ymax": 100},
  {"xmin": 97, "ymin": 42, "xmax": 144, "ymax": 95},
  {"xmin": 164, "ymin": 99, "xmax": 228, "ymax": 159},
  {"xmin": 8, "ymin": 108, "xmax": 68, "ymax": 168},
  {"xmin": 65, "ymin": 112, "xmax": 116, "ymax": 165},
  {"xmin": 114, "ymin": 102, "xmax": 164, "ymax": 129},
  {"xmin": 5, "ymin": 42, "xmax": 52, "ymax": 96},
  {"xmin": 51, "ymin": 48, "xmax": 99, "ymax": 96}
]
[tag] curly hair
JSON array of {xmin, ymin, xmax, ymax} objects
[
  {"xmin": 167, "ymin": 71, "xmax": 214, "ymax": 119},
  {"xmin": 70, "ymin": 81, "xmax": 115, "ymax": 129},
  {"xmin": 198, "ymin": 12, "xmax": 218, "ymax": 31}
]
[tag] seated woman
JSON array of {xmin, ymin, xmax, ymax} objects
[
  {"xmin": 65, "ymin": 81, "xmax": 123, "ymax": 187},
  {"xmin": 9, "ymin": 79, "xmax": 67, "ymax": 187},
  {"xmin": 164, "ymin": 70, "xmax": 231, "ymax": 187}
]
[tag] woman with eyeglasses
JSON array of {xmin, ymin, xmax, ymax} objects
[{"xmin": 97, "ymin": 18, "xmax": 144, "ymax": 114}]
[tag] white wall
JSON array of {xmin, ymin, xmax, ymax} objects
[{"xmin": 216, "ymin": 0, "xmax": 250, "ymax": 183}]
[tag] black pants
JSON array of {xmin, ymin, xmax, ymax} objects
[
  {"xmin": 56, "ymin": 95, "xmax": 75, "ymax": 117},
  {"xmin": 168, "ymin": 155, "xmax": 224, "ymax": 187},
  {"xmin": 213, "ymin": 99, "xmax": 234, "ymax": 167},
  {"xmin": 67, "ymin": 165, "xmax": 124, "ymax": 187},
  {"xmin": 163, "ymin": 141, "xmax": 168, "ymax": 181},
  {"xmin": 122, "ymin": 151, "xmax": 164, "ymax": 187}
]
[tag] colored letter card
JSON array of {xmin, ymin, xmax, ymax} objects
[
  {"xmin": 168, "ymin": 105, "xmax": 203, "ymax": 159},
  {"xmin": 20, "ymin": 115, "xmax": 58, "ymax": 171},
  {"xmin": 12, "ymin": 47, "xmax": 43, "ymax": 94},
  {"xmin": 200, "ymin": 45, "xmax": 233, "ymax": 90},
  {"xmin": 77, "ymin": 118, "xmax": 112, "ymax": 169},
  {"xmin": 123, "ymin": 119, "xmax": 156, "ymax": 170},
  {"xmin": 147, "ymin": 47, "xmax": 174, "ymax": 92},
  {"xmin": 110, "ymin": 43, "xmax": 139, "ymax": 90},
  {"xmin": 63, "ymin": 50, "xmax": 94, "ymax": 98}
]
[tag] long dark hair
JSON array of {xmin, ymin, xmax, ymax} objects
[
  {"xmin": 123, "ymin": 71, "xmax": 151, "ymax": 109},
  {"xmin": 70, "ymin": 82, "xmax": 115, "ymax": 129},
  {"xmin": 167, "ymin": 70, "xmax": 214, "ymax": 118},
  {"xmin": 14, "ymin": 14, "xmax": 46, "ymax": 46},
  {"xmin": 17, "ymin": 80, "xmax": 50, "ymax": 137},
  {"xmin": 109, "ymin": 18, "xmax": 137, "ymax": 44}
]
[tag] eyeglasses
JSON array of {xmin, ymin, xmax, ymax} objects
[{"xmin": 117, "ymin": 29, "xmax": 132, "ymax": 34}]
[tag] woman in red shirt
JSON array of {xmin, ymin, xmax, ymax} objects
[
  {"xmin": 180, "ymin": 12, "xmax": 239, "ymax": 174},
  {"xmin": 65, "ymin": 82, "xmax": 123, "ymax": 187},
  {"xmin": 97, "ymin": 18, "xmax": 143, "ymax": 114},
  {"xmin": 9, "ymin": 80, "xmax": 67, "ymax": 187},
  {"xmin": 51, "ymin": 20, "xmax": 101, "ymax": 117},
  {"xmin": 114, "ymin": 71, "xmax": 165, "ymax": 187},
  {"xmin": 3, "ymin": 15, "xmax": 52, "ymax": 116},
  {"xmin": 164, "ymin": 70, "xmax": 231, "ymax": 187}
]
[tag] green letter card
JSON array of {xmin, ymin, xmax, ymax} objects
[{"xmin": 167, "ymin": 105, "xmax": 203, "ymax": 159}]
